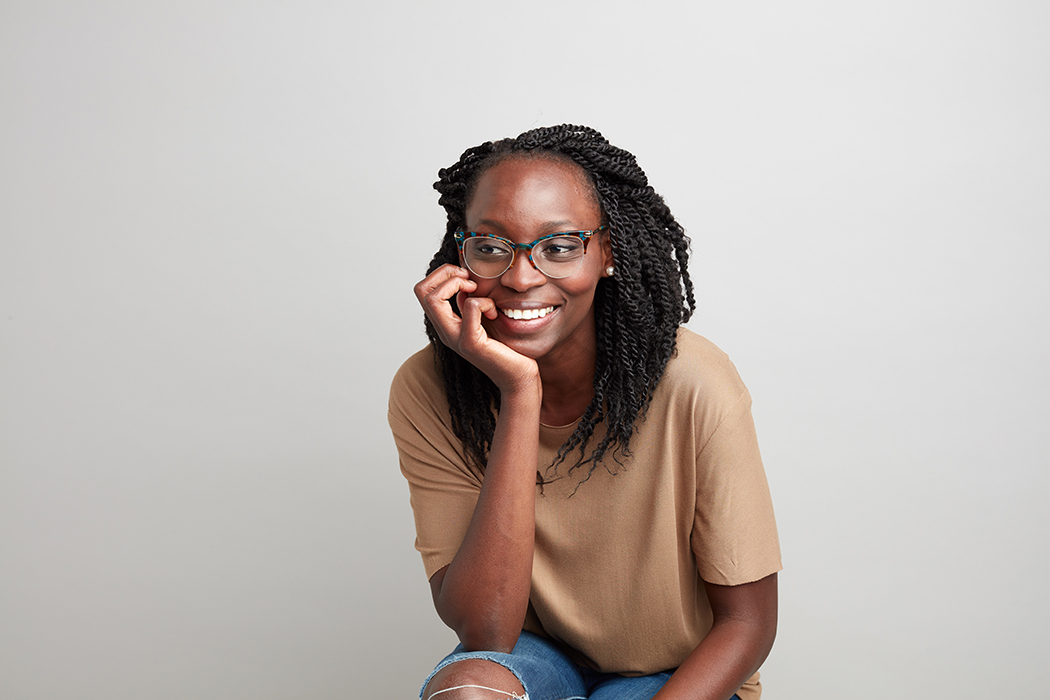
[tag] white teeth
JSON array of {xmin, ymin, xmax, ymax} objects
[{"xmin": 501, "ymin": 306, "xmax": 554, "ymax": 320}]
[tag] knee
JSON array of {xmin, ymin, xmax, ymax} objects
[{"xmin": 422, "ymin": 658, "xmax": 526, "ymax": 700}]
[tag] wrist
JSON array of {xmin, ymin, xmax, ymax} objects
[{"xmin": 498, "ymin": 367, "xmax": 542, "ymax": 405}]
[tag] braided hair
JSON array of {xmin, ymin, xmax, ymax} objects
[{"xmin": 427, "ymin": 124, "xmax": 695, "ymax": 485}]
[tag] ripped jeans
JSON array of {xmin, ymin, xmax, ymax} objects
[{"xmin": 420, "ymin": 631, "xmax": 742, "ymax": 700}]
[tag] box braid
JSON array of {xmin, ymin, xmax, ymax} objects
[{"xmin": 426, "ymin": 124, "xmax": 695, "ymax": 485}]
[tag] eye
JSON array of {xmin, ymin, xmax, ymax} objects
[
  {"xmin": 537, "ymin": 236, "xmax": 583, "ymax": 259},
  {"xmin": 467, "ymin": 238, "xmax": 512, "ymax": 260}
]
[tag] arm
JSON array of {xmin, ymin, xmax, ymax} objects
[
  {"xmin": 652, "ymin": 572, "xmax": 778, "ymax": 700},
  {"xmin": 414, "ymin": 264, "xmax": 541, "ymax": 653}
]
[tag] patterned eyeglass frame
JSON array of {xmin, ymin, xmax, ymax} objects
[{"xmin": 453, "ymin": 225, "xmax": 606, "ymax": 279}]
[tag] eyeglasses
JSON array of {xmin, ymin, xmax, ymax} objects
[{"xmin": 454, "ymin": 226, "xmax": 606, "ymax": 279}]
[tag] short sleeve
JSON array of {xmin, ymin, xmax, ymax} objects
[
  {"xmin": 388, "ymin": 347, "xmax": 481, "ymax": 580},
  {"xmin": 691, "ymin": 388, "xmax": 782, "ymax": 586}
]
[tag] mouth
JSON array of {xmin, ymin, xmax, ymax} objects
[{"xmin": 498, "ymin": 305, "xmax": 556, "ymax": 321}]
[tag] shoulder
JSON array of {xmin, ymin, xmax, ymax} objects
[
  {"xmin": 659, "ymin": 327, "xmax": 749, "ymax": 405},
  {"xmin": 642, "ymin": 327, "xmax": 754, "ymax": 452},
  {"xmin": 390, "ymin": 344, "xmax": 441, "ymax": 393},
  {"xmin": 388, "ymin": 344, "xmax": 447, "ymax": 426}
]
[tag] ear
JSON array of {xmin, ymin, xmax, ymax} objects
[{"xmin": 600, "ymin": 229, "xmax": 615, "ymax": 275}]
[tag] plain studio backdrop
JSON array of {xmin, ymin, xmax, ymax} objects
[{"xmin": 2, "ymin": 1, "xmax": 1048, "ymax": 698}]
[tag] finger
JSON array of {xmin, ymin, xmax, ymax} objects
[
  {"xmin": 413, "ymin": 264, "xmax": 469, "ymax": 303},
  {"xmin": 422, "ymin": 279, "xmax": 482, "ymax": 349},
  {"xmin": 459, "ymin": 292, "xmax": 497, "ymax": 321},
  {"xmin": 421, "ymin": 274, "xmax": 476, "ymax": 318},
  {"xmin": 429, "ymin": 268, "xmax": 475, "ymax": 303},
  {"xmin": 458, "ymin": 294, "xmax": 488, "ymax": 337}
]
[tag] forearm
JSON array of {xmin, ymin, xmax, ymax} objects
[
  {"xmin": 653, "ymin": 574, "xmax": 778, "ymax": 700},
  {"xmin": 652, "ymin": 621, "xmax": 770, "ymax": 700},
  {"xmin": 433, "ymin": 383, "xmax": 541, "ymax": 652}
]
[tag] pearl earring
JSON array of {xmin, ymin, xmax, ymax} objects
[{"xmin": 605, "ymin": 266, "xmax": 615, "ymax": 277}]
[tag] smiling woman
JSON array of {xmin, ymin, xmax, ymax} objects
[
  {"xmin": 457, "ymin": 157, "xmax": 612, "ymax": 393},
  {"xmin": 388, "ymin": 125, "xmax": 781, "ymax": 700}
]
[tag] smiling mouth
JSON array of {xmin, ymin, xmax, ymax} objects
[{"xmin": 499, "ymin": 306, "xmax": 555, "ymax": 320}]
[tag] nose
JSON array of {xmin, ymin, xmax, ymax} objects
[{"xmin": 499, "ymin": 252, "xmax": 547, "ymax": 292}]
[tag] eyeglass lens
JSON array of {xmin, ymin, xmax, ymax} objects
[{"xmin": 463, "ymin": 236, "xmax": 587, "ymax": 279}]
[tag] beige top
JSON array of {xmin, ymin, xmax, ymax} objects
[{"xmin": 388, "ymin": 328, "xmax": 782, "ymax": 700}]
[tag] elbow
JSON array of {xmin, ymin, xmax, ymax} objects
[
  {"xmin": 745, "ymin": 605, "xmax": 778, "ymax": 671},
  {"xmin": 456, "ymin": 619, "xmax": 520, "ymax": 654},
  {"xmin": 443, "ymin": 598, "xmax": 521, "ymax": 653},
  {"xmin": 431, "ymin": 567, "xmax": 526, "ymax": 653},
  {"xmin": 737, "ymin": 601, "xmax": 777, "ymax": 670},
  {"xmin": 756, "ymin": 616, "xmax": 777, "ymax": 667},
  {"xmin": 435, "ymin": 595, "xmax": 521, "ymax": 653}
]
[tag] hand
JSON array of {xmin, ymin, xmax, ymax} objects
[{"xmin": 414, "ymin": 264, "xmax": 539, "ymax": 394}]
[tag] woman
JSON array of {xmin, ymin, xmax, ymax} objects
[{"xmin": 389, "ymin": 125, "xmax": 781, "ymax": 700}]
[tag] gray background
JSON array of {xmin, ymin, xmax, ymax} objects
[{"xmin": 2, "ymin": 1, "xmax": 1048, "ymax": 698}]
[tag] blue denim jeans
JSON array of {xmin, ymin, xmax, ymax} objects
[{"xmin": 421, "ymin": 631, "xmax": 741, "ymax": 700}]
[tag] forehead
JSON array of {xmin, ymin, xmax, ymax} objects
[{"xmin": 465, "ymin": 156, "xmax": 600, "ymax": 231}]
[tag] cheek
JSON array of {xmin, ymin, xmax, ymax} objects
[
  {"xmin": 569, "ymin": 258, "xmax": 606, "ymax": 296},
  {"xmin": 469, "ymin": 277, "xmax": 498, "ymax": 297},
  {"xmin": 557, "ymin": 273, "xmax": 602, "ymax": 301}
]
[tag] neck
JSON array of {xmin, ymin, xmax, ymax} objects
[{"xmin": 536, "ymin": 349, "xmax": 596, "ymax": 427}]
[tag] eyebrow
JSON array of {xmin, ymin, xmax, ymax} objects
[{"xmin": 469, "ymin": 219, "xmax": 581, "ymax": 232}]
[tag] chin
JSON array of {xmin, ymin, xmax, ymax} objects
[{"xmin": 496, "ymin": 337, "xmax": 554, "ymax": 361}]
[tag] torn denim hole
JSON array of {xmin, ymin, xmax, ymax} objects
[{"xmin": 426, "ymin": 683, "xmax": 528, "ymax": 700}]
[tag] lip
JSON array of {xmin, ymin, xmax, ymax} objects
[
  {"xmin": 492, "ymin": 304, "xmax": 560, "ymax": 332},
  {"xmin": 498, "ymin": 305, "xmax": 556, "ymax": 321}
]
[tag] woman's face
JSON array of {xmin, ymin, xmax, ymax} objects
[{"xmin": 462, "ymin": 156, "xmax": 612, "ymax": 368}]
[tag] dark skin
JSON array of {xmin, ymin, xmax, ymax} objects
[{"xmin": 415, "ymin": 156, "xmax": 777, "ymax": 700}]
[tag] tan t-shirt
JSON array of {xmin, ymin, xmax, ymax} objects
[{"xmin": 388, "ymin": 328, "xmax": 782, "ymax": 700}]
